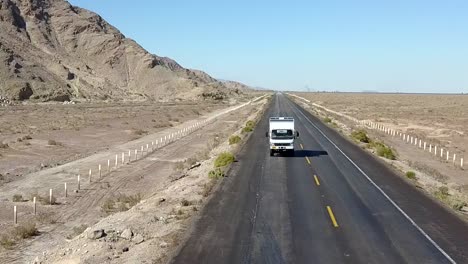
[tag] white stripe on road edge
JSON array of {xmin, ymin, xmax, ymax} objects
[{"xmin": 290, "ymin": 100, "xmax": 456, "ymax": 264}]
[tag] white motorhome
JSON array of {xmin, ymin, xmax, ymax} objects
[{"xmin": 266, "ymin": 117, "xmax": 299, "ymax": 156}]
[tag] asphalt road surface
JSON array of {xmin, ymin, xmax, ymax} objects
[{"xmin": 171, "ymin": 94, "xmax": 468, "ymax": 264}]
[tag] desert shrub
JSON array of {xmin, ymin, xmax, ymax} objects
[
  {"xmin": 242, "ymin": 120, "xmax": 255, "ymax": 133},
  {"xmin": 376, "ymin": 145, "xmax": 396, "ymax": 160},
  {"xmin": 12, "ymin": 194, "xmax": 23, "ymax": 202},
  {"xmin": 0, "ymin": 222, "xmax": 38, "ymax": 249},
  {"xmin": 180, "ymin": 199, "xmax": 192, "ymax": 207},
  {"xmin": 452, "ymin": 201, "xmax": 467, "ymax": 211},
  {"xmin": 351, "ymin": 130, "xmax": 370, "ymax": 143},
  {"xmin": 47, "ymin": 139, "xmax": 58, "ymax": 146},
  {"xmin": 369, "ymin": 141, "xmax": 396, "ymax": 160},
  {"xmin": 116, "ymin": 194, "xmax": 141, "ymax": 211},
  {"xmin": 202, "ymin": 180, "xmax": 216, "ymax": 197},
  {"xmin": 0, "ymin": 143, "xmax": 9, "ymax": 149},
  {"xmin": 11, "ymin": 222, "xmax": 38, "ymax": 239},
  {"xmin": 434, "ymin": 186, "xmax": 450, "ymax": 201},
  {"xmin": 406, "ymin": 171, "xmax": 416, "ymax": 180},
  {"xmin": 101, "ymin": 199, "xmax": 115, "ymax": 213},
  {"xmin": 0, "ymin": 234, "xmax": 15, "ymax": 249},
  {"xmin": 133, "ymin": 129, "xmax": 148, "ymax": 136},
  {"xmin": 323, "ymin": 117, "xmax": 332, "ymax": 123},
  {"xmin": 35, "ymin": 211, "xmax": 57, "ymax": 224},
  {"xmin": 174, "ymin": 161, "xmax": 185, "ymax": 171},
  {"xmin": 214, "ymin": 152, "xmax": 235, "ymax": 168},
  {"xmin": 229, "ymin": 135, "xmax": 241, "ymax": 145},
  {"xmin": 439, "ymin": 186, "xmax": 449, "ymax": 196},
  {"xmin": 208, "ymin": 168, "xmax": 225, "ymax": 179},
  {"xmin": 22, "ymin": 135, "xmax": 32, "ymax": 140}
]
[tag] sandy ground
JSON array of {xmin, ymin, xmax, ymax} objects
[
  {"xmin": 0, "ymin": 95, "xmax": 270, "ymax": 263},
  {"xmin": 289, "ymin": 93, "xmax": 468, "ymax": 216},
  {"xmin": 0, "ymin": 101, "xmax": 231, "ymax": 182},
  {"xmin": 293, "ymin": 92, "xmax": 468, "ymax": 159}
]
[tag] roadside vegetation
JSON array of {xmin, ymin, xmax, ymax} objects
[
  {"xmin": 350, "ymin": 129, "xmax": 396, "ymax": 160},
  {"xmin": 101, "ymin": 193, "xmax": 142, "ymax": 214},
  {"xmin": 229, "ymin": 135, "xmax": 241, "ymax": 145},
  {"xmin": 242, "ymin": 120, "xmax": 255, "ymax": 133},
  {"xmin": 0, "ymin": 222, "xmax": 38, "ymax": 249},
  {"xmin": 406, "ymin": 171, "xmax": 417, "ymax": 180},
  {"xmin": 323, "ymin": 117, "xmax": 332, "ymax": 123}
]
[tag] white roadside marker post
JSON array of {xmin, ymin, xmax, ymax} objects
[
  {"xmin": 446, "ymin": 151, "xmax": 449, "ymax": 161},
  {"xmin": 424, "ymin": 142, "xmax": 426, "ymax": 150},
  {"xmin": 453, "ymin": 154, "xmax": 456, "ymax": 165},
  {"xmin": 33, "ymin": 197, "xmax": 36, "ymax": 215},
  {"xmin": 122, "ymin": 152, "xmax": 125, "ymax": 165},
  {"xmin": 440, "ymin": 148, "xmax": 443, "ymax": 158},
  {"xmin": 146, "ymin": 144, "xmax": 149, "ymax": 153},
  {"xmin": 77, "ymin": 175, "xmax": 81, "ymax": 190},
  {"xmin": 14, "ymin": 206, "xmax": 17, "ymax": 225},
  {"xmin": 462, "ymin": 158, "xmax": 464, "ymax": 169},
  {"xmin": 49, "ymin": 189, "xmax": 53, "ymax": 205},
  {"xmin": 89, "ymin": 169, "xmax": 92, "ymax": 183},
  {"xmin": 434, "ymin": 146, "xmax": 437, "ymax": 156},
  {"xmin": 135, "ymin": 149, "xmax": 138, "ymax": 160},
  {"xmin": 64, "ymin": 183, "xmax": 67, "ymax": 198},
  {"xmin": 419, "ymin": 140, "xmax": 422, "ymax": 148},
  {"xmin": 115, "ymin": 154, "xmax": 118, "ymax": 168},
  {"xmin": 99, "ymin": 164, "xmax": 102, "ymax": 178},
  {"xmin": 151, "ymin": 141, "xmax": 154, "ymax": 151},
  {"xmin": 128, "ymin": 150, "xmax": 131, "ymax": 162},
  {"xmin": 107, "ymin": 159, "xmax": 110, "ymax": 172}
]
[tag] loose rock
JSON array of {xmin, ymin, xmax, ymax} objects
[
  {"xmin": 132, "ymin": 234, "xmax": 144, "ymax": 244},
  {"xmin": 87, "ymin": 229, "xmax": 106, "ymax": 240},
  {"xmin": 120, "ymin": 228, "xmax": 133, "ymax": 240}
]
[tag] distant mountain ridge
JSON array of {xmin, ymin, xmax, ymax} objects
[{"xmin": 0, "ymin": 0, "xmax": 247, "ymax": 101}]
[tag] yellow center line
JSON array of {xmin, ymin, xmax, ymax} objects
[
  {"xmin": 300, "ymin": 144, "xmax": 304, "ymax": 149},
  {"xmin": 305, "ymin": 156, "xmax": 311, "ymax": 164},
  {"xmin": 326, "ymin": 206, "xmax": 339, "ymax": 228},
  {"xmin": 314, "ymin": 175, "xmax": 320, "ymax": 186}
]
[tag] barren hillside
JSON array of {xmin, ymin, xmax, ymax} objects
[{"xmin": 0, "ymin": 0, "xmax": 245, "ymax": 102}]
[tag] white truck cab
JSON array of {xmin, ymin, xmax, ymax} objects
[{"xmin": 266, "ymin": 117, "xmax": 299, "ymax": 156}]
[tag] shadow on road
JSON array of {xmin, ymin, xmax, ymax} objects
[
  {"xmin": 272, "ymin": 150, "xmax": 328, "ymax": 158},
  {"xmin": 292, "ymin": 150, "xmax": 328, "ymax": 157}
]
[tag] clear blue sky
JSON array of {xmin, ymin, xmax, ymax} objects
[{"xmin": 69, "ymin": 0, "xmax": 468, "ymax": 93}]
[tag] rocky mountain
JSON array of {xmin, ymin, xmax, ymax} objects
[{"xmin": 0, "ymin": 0, "xmax": 246, "ymax": 102}]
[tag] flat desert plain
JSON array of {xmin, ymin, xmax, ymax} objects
[{"xmin": 294, "ymin": 92, "xmax": 468, "ymax": 159}]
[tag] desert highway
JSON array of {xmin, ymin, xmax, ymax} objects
[{"xmin": 172, "ymin": 94, "xmax": 468, "ymax": 264}]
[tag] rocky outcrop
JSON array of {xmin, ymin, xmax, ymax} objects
[{"xmin": 0, "ymin": 0, "xmax": 246, "ymax": 102}]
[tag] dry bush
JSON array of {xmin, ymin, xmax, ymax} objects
[
  {"xmin": 47, "ymin": 139, "xmax": 60, "ymax": 146},
  {"xmin": 101, "ymin": 193, "xmax": 141, "ymax": 213},
  {"xmin": 133, "ymin": 129, "xmax": 148, "ymax": 136},
  {"xmin": 12, "ymin": 194, "xmax": 24, "ymax": 202},
  {"xmin": 180, "ymin": 199, "xmax": 192, "ymax": 207},
  {"xmin": 0, "ymin": 222, "xmax": 39, "ymax": 249},
  {"xmin": 35, "ymin": 211, "xmax": 57, "ymax": 224},
  {"xmin": 201, "ymin": 180, "xmax": 216, "ymax": 197},
  {"xmin": 0, "ymin": 142, "xmax": 9, "ymax": 149}
]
